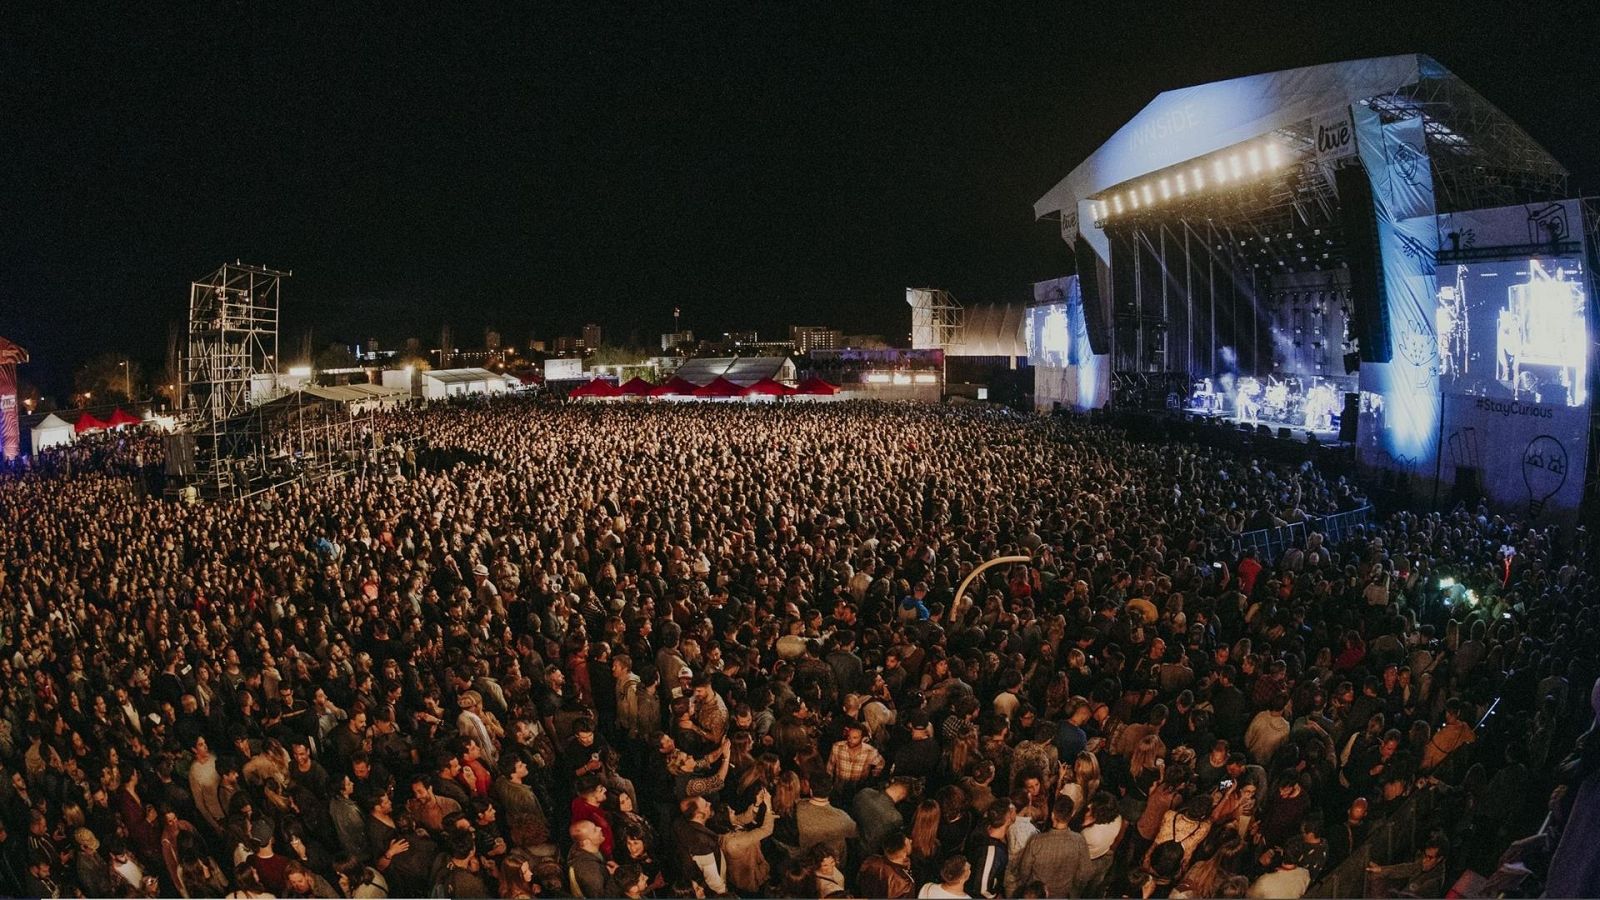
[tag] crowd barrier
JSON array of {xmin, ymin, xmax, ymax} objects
[{"xmin": 1235, "ymin": 505, "xmax": 1374, "ymax": 563}]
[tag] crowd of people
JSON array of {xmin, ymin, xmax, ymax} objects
[{"xmin": 0, "ymin": 397, "xmax": 1594, "ymax": 899}]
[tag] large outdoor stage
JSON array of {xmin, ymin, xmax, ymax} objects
[{"xmin": 1029, "ymin": 54, "xmax": 1598, "ymax": 527}]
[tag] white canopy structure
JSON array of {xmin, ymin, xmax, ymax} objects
[
  {"xmin": 30, "ymin": 413, "xmax": 74, "ymax": 452},
  {"xmin": 420, "ymin": 367, "xmax": 514, "ymax": 400}
]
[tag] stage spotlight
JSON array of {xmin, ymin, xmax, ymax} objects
[
  {"xmin": 1142, "ymin": 184, "xmax": 1154, "ymax": 205},
  {"xmin": 1192, "ymin": 167, "xmax": 1205, "ymax": 189},
  {"xmin": 1248, "ymin": 148, "xmax": 1262, "ymax": 174},
  {"xmin": 1176, "ymin": 173, "xmax": 1188, "ymax": 195},
  {"xmin": 1129, "ymin": 190, "xmax": 1140, "ymax": 210},
  {"xmin": 1159, "ymin": 178, "xmax": 1171, "ymax": 200},
  {"xmin": 1265, "ymin": 142, "xmax": 1282, "ymax": 167},
  {"xmin": 1214, "ymin": 159, "xmax": 1227, "ymax": 183},
  {"xmin": 1229, "ymin": 155, "xmax": 1243, "ymax": 179},
  {"xmin": 1113, "ymin": 194, "xmax": 1124, "ymax": 215}
]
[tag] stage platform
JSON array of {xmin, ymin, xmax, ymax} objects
[{"xmin": 1182, "ymin": 407, "xmax": 1347, "ymax": 447}]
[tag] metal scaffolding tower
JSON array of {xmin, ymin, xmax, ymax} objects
[{"xmin": 181, "ymin": 262, "xmax": 289, "ymax": 497}]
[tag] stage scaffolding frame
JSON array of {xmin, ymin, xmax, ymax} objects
[{"xmin": 180, "ymin": 262, "xmax": 287, "ymax": 498}]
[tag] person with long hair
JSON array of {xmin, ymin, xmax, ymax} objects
[
  {"xmin": 909, "ymin": 798, "xmax": 943, "ymax": 886},
  {"xmin": 1059, "ymin": 751, "xmax": 1101, "ymax": 814},
  {"xmin": 1171, "ymin": 831, "xmax": 1245, "ymax": 899},
  {"xmin": 492, "ymin": 848, "xmax": 538, "ymax": 900}
]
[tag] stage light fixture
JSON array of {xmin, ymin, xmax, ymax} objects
[
  {"xmin": 1129, "ymin": 190, "xmax": 1140, "ymax": 210},
  {"xmin": 1113, "ymin": 195, "xmax": 1125, "ymax": 214},
  {"xmin": 1265, "ymin": 142, "xmax": 1282, "ymax": 167},
  {"xmin": 1142, "ymin": 184, "xmax": 1154, "ymax": 205},
  {"xmin": 1160, "ymin": 178, "xmax": 1171, "ymax": 200},
  {"xmin": 1213, "ymin": 159, "xmax": 1227, "ymax": 183},
  {"xmin": 1176, "ymin": 173, "xmax": 1188, "ymax": 195},
  {"xmin": 1229, "ymin": 155, "xmax": 1243, "ymax": 179},
  {"xmin": 1192, "ymin": 167, "xmax": 1205, "ymax": 189},
  {"xmin": 1248, "ymin": 148, "xmax": 1262, "ymax": 174}
]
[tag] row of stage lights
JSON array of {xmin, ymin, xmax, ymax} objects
[{"xmin": 1092, "ymin": 140, "xmax": 1286, "ymax": 223}]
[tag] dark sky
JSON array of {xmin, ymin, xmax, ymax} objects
[{"xmin": 4, "ymin": 2, "xmax": 1598, "ymax": 393}]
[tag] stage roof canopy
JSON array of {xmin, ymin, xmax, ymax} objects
[{"xmin": 1035, "ymin": 54, "xmax": 1568, "ymax": 243}]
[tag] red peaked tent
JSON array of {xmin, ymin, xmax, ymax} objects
[
  {"xmin": 617, "ymin": 377, "xmax": 656, "ymax": 397},
  {"xmin": 106, "ymin": 408, "xmax": 142, "ymax": 428},
  {"xmin": 74, "ymin": 411, "xmax": 111, "ymax": 433},
  {"xmin": 742, "ymin": 377, "xmax": 796, "ymax": 397},
  {"xmin": 692, "ymin": 376, "xmax": 746, "ymax": 398},
  {"xmin": 570, "ymin": 378, "xmax": 623, "ymax": 398},
  {"xmin": 648, "ymin": 376, "xmax": 700, "ymax": 397},
  {"xmin": 795, "ymin": 377, "xmax": 841, "ymax": 395}
]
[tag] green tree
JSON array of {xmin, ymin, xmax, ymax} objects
[
  {"xmin": 72, "ymin": 353, "xmax": 146, "ymax": 405},
  {"xmin": 587, "ymin": 344, "xmax": 649, "ymax": 367}
]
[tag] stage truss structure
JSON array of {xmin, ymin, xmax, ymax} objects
[
  {"xmin": 908, "ymin": 288, "xmax": 965, "ymax": 350},
  {"xmin": 180, "ymin": 262, "xmax": 286, "ymax": 497}
]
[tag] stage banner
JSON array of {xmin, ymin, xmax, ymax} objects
[
  {"xmin": 1440, "ymin": 394, "xmax": 1588, "ymax": 523},
  {"xmin": 1314, "ymin": 107, "xmax": 1358, "ymax": 164},
  {"xmin": 543, "ymin": 358, "xmax": 583, "ymax": 380},
  {"xmin": 1436, "ymin": 199, "xmax": 1583, "ymax": 252},
  {"xmin": 1353, "ymin": 107, "xmax": 1441, "ymax": 478}
]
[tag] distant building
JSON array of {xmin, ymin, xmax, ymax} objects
[
  {"xmin": 582, "ymin": 323, "xmax": 603, "ymax": 349},
  {"xmin": 554, "ymin": 336, "xmax": 586, "ymax": 353},
  {"xmin": 527, "ymin": 339, "xmax": 547, "ymax": 353},
  {"xmin": 485, "ymin": 329, "xmax": 502, "ymax": 351},
  {"xmin": 789, "ymin": 325, "xmax": 842, "ymax": 353},
  {"xmin": 661, "ymin": 330, "xmax": 695, "ymax": 351},
  {"xmin": 722, "ymin": 330, "xmax": 759, "ymax": 345}
]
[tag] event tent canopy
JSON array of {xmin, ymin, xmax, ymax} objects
[
  {"xmin": 30, "ymin": 413, "xmax": 73, "ymax": 451},
  {"xmin": 648, "ymin": 376, "xmax": 700, "ymax": 397},
  {"xmin": 106, "ymin": 409, "xmax": 143, "ymax": 428},
  {"xmin": 795, "ymin": 377, "xmax": 841, "ymax": 395},
  {"xmin": 74, "ymin": 412, "xmax": 110, "ymax": 433},
  {"xmin": 570, "ymin": 378, "xmax": 623, "ymax": 398},
  {"xmin": 741, "ymin": 377, "xmax": 796, "ymax": 397},
  {"xmin": 691, "ymin": 376, "xmax": 746, "ymax": 398},
  {"xmin": 617, "ymin": 377, "xmax": 656, "ymax": 396}
]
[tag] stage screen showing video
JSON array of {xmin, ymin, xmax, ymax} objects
[
  {"xmin": 1026, "ymin": 302, "xmax": 1071, "ymax": 368},
  {"xmin": 1436, "ymin": 256, "xmax": 1589, "ymax": 407}
]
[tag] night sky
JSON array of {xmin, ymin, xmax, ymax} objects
[{"xmin": 4, "ymin": 2, "xmax": 1598, "ymax": 394}]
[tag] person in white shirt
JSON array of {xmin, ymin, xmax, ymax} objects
[
  {"xmin": 1247, "ymin": 850, "xmax": 1310, "ymax": 899},
  {"xmin": 1079, "ymin": 792, "xmax": 1124, "ymax": 896},
  {"xmin": 919, "ymin": 856, "xmax": 973, "ymax": 899}
]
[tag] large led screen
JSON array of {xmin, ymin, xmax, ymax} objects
[
  {"xmin": 1436, "ymin": 257, "xmax": 1588, "ymax": 408},
  {"xmin": 1025, "ymin": 303, "xmax": 1072, "ymax": 368}
]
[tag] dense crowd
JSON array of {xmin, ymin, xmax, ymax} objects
[{"xmin": 0, "ymin": 398, "xmax": 1595, "ymax": 899}]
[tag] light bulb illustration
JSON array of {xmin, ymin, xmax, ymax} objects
[{"xmin": 1521, "ymin": 434, "xmax": 1567, "ymax": 518}]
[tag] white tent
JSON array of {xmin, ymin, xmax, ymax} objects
[
  {"xmin": 420, "ymin": 368, "xmax": 514, "ymax": 400},
  {"xmin": 30, "ymin": 413, "xmax": 73, "ymax": 452}
]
